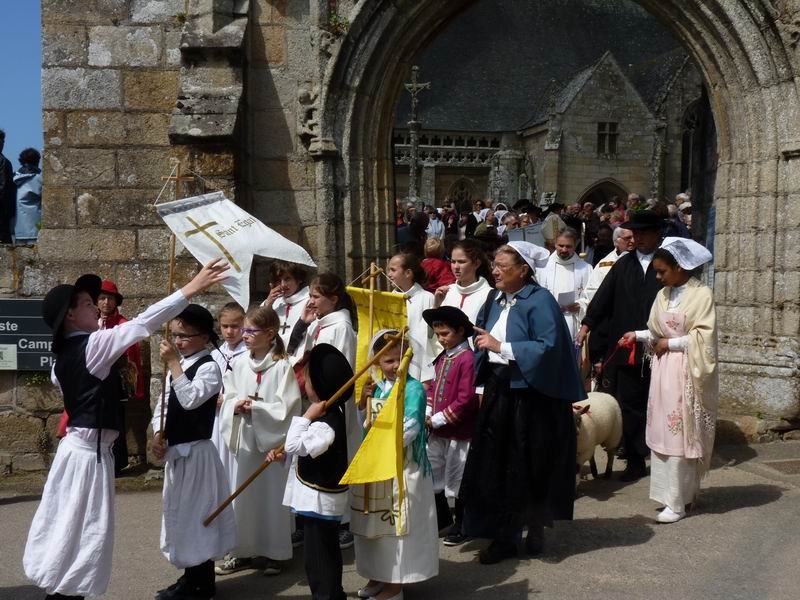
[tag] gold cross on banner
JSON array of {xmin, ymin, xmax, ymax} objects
[{"xmin": 184, "ymin": 217, "xmax": 242, "ymax": 272}]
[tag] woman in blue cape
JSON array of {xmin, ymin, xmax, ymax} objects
[{"xmin": 461, "ymin": 242, "xmax": 585, "ymax": 564}]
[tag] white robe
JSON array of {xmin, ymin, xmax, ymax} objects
[
  {"xmin": 269, "ymin": 286, "xmax": 310, "ymax": 362},
  {"xmin": 219, "ymin": 351, "xmax": 301, "ymax": 560},
  {"xmin": 151, "ymin": 350, "xmax": 236, "ymax": 569},
  {"xmin": 23, "ymin": 290, "xmax": 190, "ymax": 597},
  {"xmin": 440, "ymin": 276, "xmax": 493, "ymax": 324},
  {"xmin": 352, "ymin": 385, "xmax": 438, "ymax": 584},
  {"xmin": 577, "ymin": 248, "xmax": 625, "ymax": 314},
  {"xmin": 211, "ymin": 340, "xmax": 247, "ymax": 493},
  {"xmin": 305, "ymin": 309, "xmax": 360, "ymax": 460},
  {"xmin": 400, "ymin": 283, "xmax": 436, "ymax": 383},
  {"xmin": 537, "ymin": 253, "xmax": 593, "ymax": 340}
]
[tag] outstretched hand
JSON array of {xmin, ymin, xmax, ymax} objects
[{"xmin": 181, "ymin": 258, "xmax": 231, "ymax": 299}]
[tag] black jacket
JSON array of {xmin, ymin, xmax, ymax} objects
[{"xmin": 582, "ymin": 251, "xmax": 662, "ymax": 366}]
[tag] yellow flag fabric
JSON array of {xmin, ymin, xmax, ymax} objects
[
  {"xmin": 340, "ymin": 347, "xmax": 413, "ymax": 535},
  {"xmin": 345, "ymin": 286, "xmax": 408, "ymax": 402}
]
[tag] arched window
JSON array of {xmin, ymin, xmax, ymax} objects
[{"xmin": 448, "ymin": 178, "xmax": 476, "ymax": 213}]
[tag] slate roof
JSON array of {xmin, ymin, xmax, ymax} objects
[{"xmin": 394, "ymin": 0, "xmax": 690, "ymax": 132}]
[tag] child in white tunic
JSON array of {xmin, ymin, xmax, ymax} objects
[
  {"xmin": 352, "ymin": 331, "xmax": 438, "ymax": 600},
  {"xmin": 386, "ymin": 252, "xmax": 436, "ymax": 385},
  {"xmin": 434, "ymin": 239, "xmax": 494, "ymax": 325},
  {"xmin": 210, "ymin": 302, "xmax": 246, "ymax": 493},
  {"xmin": 217, "ymin": 305, "xmax": 301, "ymax": 576},
  {"xmin": 262, "ymin": 259, "xmax": 311, "ymax": 363},
  {"xmin": 23, "ymin": 260, "xmax": 228, "ymax": 600},
  {"xmin": 279, "ymin": 343, "xmax": 354, "ymax": 600},
  {"xmin": 151, "ymin": 304, "xmax": 236, "ymax": 600}
]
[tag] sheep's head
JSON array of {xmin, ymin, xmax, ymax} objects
[{"xmin": 572, "ymin": 403, "xmax": 590, "ymax": 431}]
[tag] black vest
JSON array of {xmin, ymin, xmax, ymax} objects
[
  {"xmin": 164, "ymin": 354, "xmax": 218, "ymax": 446},
  {"xmin": 297, "ymin": 403, "xmax": 349, "ymax": 493},
  {"xmin": 54, "ymin": 334, "xmax": 123, "ymax": 431}
]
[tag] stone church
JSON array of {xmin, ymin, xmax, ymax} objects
[
  {"xmin": 1, "ymin": 0, "xmax": 800, "ymax": 470},
  {"xmin": 392, "ymin": 2, "xmax": 706, "ymax": 211}
]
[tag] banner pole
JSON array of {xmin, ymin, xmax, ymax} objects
[{"xmin": 203, "ymin": 328, "xmax": 408, "ymax": 527}]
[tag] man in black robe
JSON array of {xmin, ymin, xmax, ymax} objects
[{"xmin": 576, "ymin": 211, "xmax": 663, "ymax": 481}]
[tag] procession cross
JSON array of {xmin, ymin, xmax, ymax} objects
[
  {"xmin": 404, "ymin": 65, "xmax": 430, "ymax": 206},
  {"xmin": 184, "ymin": 217, "xmax": 243, "ymax": 272}
]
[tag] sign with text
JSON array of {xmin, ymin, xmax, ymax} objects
[{"xmin": 0, "ymin": 299, "xmax": 53, "ymax": 371}]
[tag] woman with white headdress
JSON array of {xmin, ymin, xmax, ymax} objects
[{"xmin": 620, "ymin": 237, "xmax": 718, "ymax": 524}]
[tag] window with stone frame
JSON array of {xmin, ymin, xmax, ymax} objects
[{"xmin": 597, "ymin": 121, "xmax": 619, "ymax": 156}]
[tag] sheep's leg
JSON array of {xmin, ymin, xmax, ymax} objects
[
  {"xmin": 604, "ymin": 448, "xmax": 615, "ymax": 479},
  {"xmin": 589, "ymin": 454, "xmax": 599, "ymax": 479}
]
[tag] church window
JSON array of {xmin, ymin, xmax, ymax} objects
[{"xmin": 597, "ymin": 122, "xmax": 618, "ymax": 156}]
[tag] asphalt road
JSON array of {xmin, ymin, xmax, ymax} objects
[{"xmin": 2, "ymin": 442, "xmax": 800, "ymax": 599}]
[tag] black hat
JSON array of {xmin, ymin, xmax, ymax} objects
[
  {"xmin": 422, "ymin": 306, "xmax": 474, "ymax": 337},
  {"xmin": 42, "ymin": 274, "xmax": 102, "ymax": 353},
  {"xmin": 176, "ymin": 304, "xmax": 219, "ymax": 344},
  {"xmin": 620, "ymin": 210, "xmax": 663, "ymax": 231},
  {"xmin": 307, "ymin": 343, "xmax": 354, "ymax": 405}
]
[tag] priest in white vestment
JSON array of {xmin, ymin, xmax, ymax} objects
[{"xmin": 537, "ymin": 229, "xmax": 592, "ymax": 341}]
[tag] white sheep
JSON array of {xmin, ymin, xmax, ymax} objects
[{"xmin": 573, "ymin": 392, "xmax": 623, "ymax": 483}]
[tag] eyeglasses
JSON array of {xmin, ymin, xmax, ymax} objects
[
  {"xmin": 171, "ymin": 333, "xmax": 203, "ymax": 341},
  {"xmin": 241, "ymin": 327, "xmax": 265, "ymax": 336},
  {"xmin": 491, "ymin": 261, "xmax": 517, "ymax": 272}
]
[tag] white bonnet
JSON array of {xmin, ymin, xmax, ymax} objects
[
  {"xmin": 506, "ymin": 241, "xmax": 551, "ymax": 270},
  {"xmin": 659, "ymin": 237, "xmax": 712, "ymax": 270}
]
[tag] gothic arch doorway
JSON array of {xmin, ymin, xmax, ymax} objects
[
  {"xmin": 577, "ymin": 179, "xmax": 628, "ymax": 208},
  {"xmin": 447, "ymin": 178, "xmax": 477, "ymax": 213}
]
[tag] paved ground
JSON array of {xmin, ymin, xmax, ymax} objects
[{"xmin": 2, "ymin": 441, "xmax": 800, "ymax": 599}]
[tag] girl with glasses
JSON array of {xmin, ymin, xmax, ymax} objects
[{"xmin": 216, "ymin": 306, "xmax": 302, "ymax": 577}]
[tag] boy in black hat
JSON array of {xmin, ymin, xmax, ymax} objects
[
  {"xmin": 275, "ymin": 343, "xmax": 353, "ymax": 600},
  {"xmin": 421, "ymin": 306, "xmax": 479, "ymax": 547},
  {"xmin": 23, "ymin": 259, "xmax": 229, "ymax": 600},
  {"xmin": 151, "ymin": 304, "xmax": 237, "ymax": 600}
]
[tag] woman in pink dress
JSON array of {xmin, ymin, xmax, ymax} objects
[{"xmin": 621, "ymin": 237, "xmax": 717, "ymax": 524}]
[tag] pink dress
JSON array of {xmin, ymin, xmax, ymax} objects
[{"xmin": 646, "ymin": 311, "xmax": 687, "ymax": 456}]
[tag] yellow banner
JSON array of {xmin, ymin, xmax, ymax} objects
[
  {"xmin": 346, "ymin": 286, "xmax": 408, "ymax": 402},
  {"xmin": 340, "ymin": 348, "xmax": 413, "ymax": 535}
]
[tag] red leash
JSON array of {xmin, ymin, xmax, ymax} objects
[{"xmin": 597, "ymin": 338, "xmax": 636, "ymax": 377}]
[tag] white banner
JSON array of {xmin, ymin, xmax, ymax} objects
[{"xmin": 156, "ymin": 192, "xmax": 316, "ymax": 308}]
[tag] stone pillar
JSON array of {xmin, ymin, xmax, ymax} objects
[{"xmin": 420, "ymin": 160, "xmax": 436, "ymax": 205}]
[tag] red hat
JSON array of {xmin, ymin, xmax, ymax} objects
[{"xmin": 100, "ymin": 279, "xmax": 124, "ymax": 305}]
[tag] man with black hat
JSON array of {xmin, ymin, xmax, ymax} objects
[
  {"xmin": 23, "ymin": 259, "xmax": 229, "ymax": 600},
  {"xmin": 151, "ymin": 303, "xmax": 237, "ymax": 600},
  {"xmin": 576, "ymin": 211, "xmax": 664, "ymax": 481},
  {"xmin": 280, "ymin": 343, "xmax": 354, "ymax": 600},
  {"xmin": 97, "ymin": 279, "xmax": 145, "ymax": 475}
]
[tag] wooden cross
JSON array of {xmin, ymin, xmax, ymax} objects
[
  {"xmin": 247, "ymin": 390, "xmax": 262, "ymax": 403},
  {"xmin": 279, "ymin": 321, "xmax": 291, "ymax": 334},
  {"xmin": 184, "ymin": 216, "xmax": 242, "ymax": 272}
]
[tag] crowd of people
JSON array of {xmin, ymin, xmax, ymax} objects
[
  {"xmin": 0, "ymin": 129, "xmax": 42, "ymax": 245},
  {"xmin": 22, "ymin": 187, "xmax": 717, "ymax": 600}
]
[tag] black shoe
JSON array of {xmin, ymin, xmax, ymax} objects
[
  {"xmin": 478, "ymin": 540, "xmax": 518, "ymax": 564},
  {"xmin": 525, "ymin": 527, "xmax": 544, "ymax": 556},
  {"xmin": 155, "ymin": 582, "xmax": 214, "ymax": 600},
  {"xmin": 619, "ymin": 458, "xmax": 647, "ymax": 482},
  {"xmin": 443, "ymin": 530, "xmax": 468, "ymax": 546},
  {"xmin": 155, "ymin": 577, "xmax": 186, "ymax": 599}
]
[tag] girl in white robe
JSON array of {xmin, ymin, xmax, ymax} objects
[
  {"xmin": 387, "ymin": 252, "xmax": 436, "ymax": 384},
  {"xmin": 217, "ymin": 305, "xmax": 302, "ymax": 575},
  {"xmin": 262, "ymin": 259, "xmax": 312, "ymax": 363},
  {"xmin": 434, "ymin": 239, "xmax": 494, "ymax": 325},
  {"xmin": 24, "ymin": 261, "xmax": 228, "ymax": 600},
  {"xmin": 210, "ymin": 302, "xmax": 247, "ymax": 493},
  {"xmin": 352, "ymin": 331, "xmax": 438, "ymax": 600}
]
